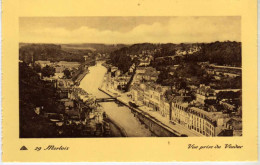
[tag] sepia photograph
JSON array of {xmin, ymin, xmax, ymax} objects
[{"xmin": 19, "ymin": 16, "xmax": 242, "ymax": 138}]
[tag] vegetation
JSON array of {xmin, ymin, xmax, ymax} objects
[
  {"xmin": 153, "ymin": 41, "xmax": 241, "ymax": 67},
  {"xmin": 19, "ymin": 62, "xmax": 63, "ymax": 137},
  {"xmin": 185, "ymin": 41, "xmax": 241, "ymax": 67},
  {"xmin": 217, "ymin": 91, "xmax": 242, "ymax": 101},
  {"xmin": 61, "ymin": 43, "xmax": 127, "ymax": 53},
  {"xmin": 41, "ymin": 65, "xmax": 55, "ymax": 77},
  {"xmin": 110, "ymin": 47, "xmax": 133, "ymax": 73},
  {"xmin": 109, "ymin": 41, "xmax": 241, "ymax": 74},
  {"xmin": 19, "ymin": 44, "xmax": 91, "ymax": 63},
  {"xmin": 63, "ymin": 69, "xmax": 72, "ymax": 79}
]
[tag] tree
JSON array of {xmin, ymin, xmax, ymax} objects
[
  {"xmin": 34, "ymin": 63, "xmax": 42, "ymax": 73},
  {"xmin": 63, "ymin": 69, "xmax": 71, "ymax": 79},
  {"xmin": 41, "ymin": 65, "xmax": 55, "ymax": 77}
]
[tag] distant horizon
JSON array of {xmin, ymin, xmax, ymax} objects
[
  {"xmin": 20, "ymin": 17, "xmax": 241, "ymax": 44},
  {"xmin": 19, "ymin": 40, "xmax": 241, "ymax": 45}
]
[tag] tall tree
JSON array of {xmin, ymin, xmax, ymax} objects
[
  {"xmin": 63, "ymin": 69, "xmax": 71, "ymax": 79},
  {"xmin": 41, "ymin": 65, "xmax": 55, "ymax": 77}
]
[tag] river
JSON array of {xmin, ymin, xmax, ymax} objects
[{"xmin": 79, "ymin": 62, "xmax": 153, "ymax": 137}]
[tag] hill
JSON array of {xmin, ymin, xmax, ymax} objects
[{"xmin": 19, "ymin": 44, "xmax": 93, "ymax": 63}]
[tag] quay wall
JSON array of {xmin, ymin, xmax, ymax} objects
[
  {"xmin": 98, "ymin": 88, "xmax": 181, "ymax": 137},
  {"xmin": 74, "ymin": 70, "xmax": 89, "ymax": 85}
]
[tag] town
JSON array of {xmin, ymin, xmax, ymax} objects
[
  {"xmin": 19, "ymin": 41, "xmax": 242, "ymax": 137},
  {"xmin": 102, "ymin": 42, "xmax": 242, "ymax": 137}
]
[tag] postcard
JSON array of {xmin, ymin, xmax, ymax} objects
[{"xmin": 2, "ymin": 0, "xmax": 258, "ymax": 162}]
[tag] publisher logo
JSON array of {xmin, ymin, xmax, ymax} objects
[{"xmin": 20, "ymin": 146, "xmax": 28, "ymax": 150}]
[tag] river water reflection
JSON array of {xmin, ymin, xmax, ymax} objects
[{"xmin": 79, "ymin": 62, "xmax": 153, "ymax": 137}]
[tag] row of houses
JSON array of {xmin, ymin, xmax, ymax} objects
[
  {"xmin": 35, "ymin": 60, "xmax": 81, "ymax": 79},
  {"xmin": 175, "ymin": 46, "xmax": 201, "ymax": 56},
  {"xmin": 104, "ymin": 63, "xmax": 242, "ymax": 136},
  {"xmin": 200, "ymin": 62, "xmax": 242, "ymax": 78},
  {"xmin": 130, "ymin": 82, "xmax": 241, "ymax": 136}
]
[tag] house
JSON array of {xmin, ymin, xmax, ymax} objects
[
  {"xmin": 59, "ymin": 98, "xmax": 74, "ymax": 108},
  {"xmin": 129, "ymin": 63, "xmax": 135, "ymax": 73},
  {"xmin": 131, "ymin": 84, "xmax": 145, "ymax": 105},
  {"xmin": 225, "ymin": 118, "xmax": 242, "ymax": 136},
  {"xmin": 159, "ymin": 95, "xmax": 171, "ymax": 119},
  {"xmin": 196, "ymin": 84, "xmax": 216, "ymax": 105},
  {"xmin": 172, "ymin": 102, "xmax": 229, "ymax": 136},
  {"xmin": 54, "ymin": 72, "xmax": 64, "ymax": 79},
  {"xmin": 35, "ymin": 60, "xmax": 51, "ymax": 68},
  {"xmin": 143, "ymin": 83, "xmax": 164, "ymax": 111},
  {"xmin": 115, "ymin": 70, "xmax": 121, "ymax": 77},
  {"xmin": 134, "ymin": 67, "xmax": 160, "ymax": 83},
  {"xmin": 143, "ymin": 67, "xmax": 160, "ymax": 81},
  {"xmin": 56, "ymin": 61, "xmax": 80, "ymax": 69},
  {"xmin": 55, "ymin": 66, "xmax": 65, "ymax": 73},
  {"xmin": 111, "ymin": 66, "xmax": 118, "ymax": 72},
  {"xmin": 219, "ymin": 99, "xmax": 241, "ymax": 112},
  {"xmin": 112, "ymin": 74, "xmax": 131, "ymax": 90},
  {"xmin": 172, "ymin": 101, "xmax": 189, "ymax": 125},
  {"xmin": 139, "ymin": 58, "xmax": 151, "ymax": 66},
  {"xmin": 135, "ymin": 67, "xmax": 146, "ymax": 74}
]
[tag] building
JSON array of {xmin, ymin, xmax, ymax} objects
[
  {"xmin": 59, "ymin": 98, "xmax": 74, "ymax": 109},
  {"xmin": 205, "ymin": 64, "xmax": 242, "ymax": 78},
  {"xmin": 196, "ymin": 84, "xmax": 216, "ymax": 105},
  {"xmin": 115, "ymin": 70, "xmax": 121, "ymax": 77},
  {"xmin": 143, "ymin": 83, "xmax": 164, "ymax": 111},
  {"xmin": 171, "ymin": 101, "xmax": 230, "ymax": 136},
  {"xmin": 35, "ymin": 60, "xmax": 51, "ymax": 68},
  {"xmin": 56, "ymin": 61, "xmax": 80, "ymax": 69},
  {"xmin": 131, "ymin": 84, "xmax": 145, "ymax": 105},
  {"xmin": 133, "ymin": 67, "xmax": 160, "ymax": 84},
  {"xmin": 172, "ymin": 101, "xmax": 189, "ymax": 125},
  {"xmin": 55, "ymin": 66, "xmax": 65, "ymax": 73},
  {"xmin": 135, "ymin": 67, "xmax": 146, "ymax": 74},
  {"xmin": 225, "ymin": 118, "xmax": 242, "ymax": 136},
  {"xmin": 111, "ymin": 66, "xmax": 118, "ymax": 72},
  {"xmin": 113, "ymin": 75, "xmax": 130, "ymax": 90},
  {"xmin": 128, "ymin": 63, "xmax": 135, "ymax": 73},
  {"xmin": 159, "ymin": 95, "xmax": 171, "ymax": 119}
]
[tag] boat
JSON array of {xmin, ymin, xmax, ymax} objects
[{"xmin": 129, "ymin": 101, "xmax": 139, "ymax": 108}]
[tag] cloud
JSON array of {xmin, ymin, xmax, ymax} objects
[{"xmin": 20, "ymin": 17, "xmax": 240, "ymax": 43}]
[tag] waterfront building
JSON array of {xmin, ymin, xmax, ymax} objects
[
  {"xmin": 113, "ymin": 75, "xmax": 131, "ymax": 90},
  {"xmin": 172, "ymin": 100, "xmax": 231, "ymax": 136},
  {"xmin": 131, "ymin": 84, "xmax": 145, "ymax": 105},
  {"xmin": 159, "ymin": 95, "xmax": 170, "ymax": 119},
  {"xmin": 143, "ymin": 83, "xmax": 164, "ymax": 111},
  {"xmin": 172, "ymin": 101, "xmax": 190, "ymax": 126}
]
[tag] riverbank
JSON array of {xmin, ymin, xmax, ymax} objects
[
  {"xmin": 104, "ymin": 117, "xmax": 128, "ymax": 137},
  {"xmin": 79, "ymin": 62, "xmax": 155, "ymax": 137},
  {"xmin": 72, "ymin": 63, "xmax": 128, "ymax": 137},
  {"xmin": 98, "ymin": 87, "xmax": 183, "ymax": 137},
  {"xmin": 74, "ymin": 70, "xmax": 89, "ymax": 85}
]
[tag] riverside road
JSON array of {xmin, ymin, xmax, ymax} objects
[{"xmin": 79, "ymin": 62, "xmax": 154, "ymax": 137}]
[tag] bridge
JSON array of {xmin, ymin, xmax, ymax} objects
[{"xmin": 95, "ymin": 97, "xmax": 117, "ymax": 103}]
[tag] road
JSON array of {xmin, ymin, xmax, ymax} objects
[{"xmin": 79, "ymin": 62, "xmax": 154, "ymax": 137}]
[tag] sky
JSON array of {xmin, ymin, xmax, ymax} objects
[{"xmin": 19, "ymin": 16, "xmax": 241, "ymax": 44}]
